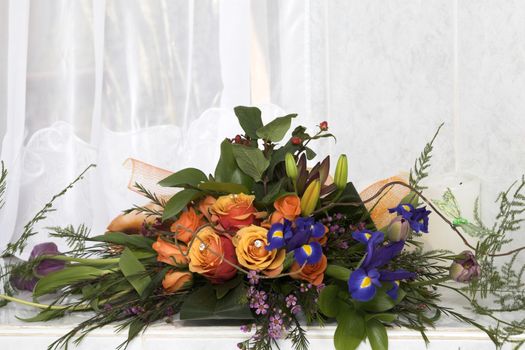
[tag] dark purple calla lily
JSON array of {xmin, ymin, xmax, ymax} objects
[{"xmin": 10, "ymin": 242, "xmax": 65, "ymax": 291}]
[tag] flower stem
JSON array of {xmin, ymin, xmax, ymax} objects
[
  {"xmin": 40, "ymin": 255, "xmax": 120, "ymax": 266},
  {"xmin": 0, "ymin": 294, "xmax": 91, "ymax": 311},
  {"xmin": 410, "ymin": 276, "xmax": 450, "ymax": 287}
]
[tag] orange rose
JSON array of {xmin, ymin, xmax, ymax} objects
[
  {"xmin": 188, "ymin": 227, "xmax": 238, "ymax": 284},
  {"xmin": 152, "ymin": 237, "xmax": 189, "ymax": 266},
  {"xmin": 274, "ymin": 195, "xmax": 301, "ymax": 221},
  {"xmin": 232, "ymin": 225, "xmax": 285, "ymax": 277},
  {"xmin": 290, "ymin": 254, "xmax": 327, "ymax": 286},
  {"xmin": 211, "ymin": 193, "xmax": 264, "ymax": 230},
  {"xmin": 107, "ymin": 202, "xmax": 161, "ymax": 234},
  {"xmin": 198, "ymin": 195, "xmax": 217, "ymax": 222},
  {"xmin": 170, "ymin": 207, "xmax": 206, "ymax": 244},
  {"xmin": 162, "ymin": 270, "xmax": 193, "ymax": 293}
]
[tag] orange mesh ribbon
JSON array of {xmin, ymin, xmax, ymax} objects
[
  {"xmin": 359, "ymin": 175, "xmax": 410, "ymax": 229},
  {"xmin": 124, "ymin": 158, "xmax": 177, "ymax": 201}
]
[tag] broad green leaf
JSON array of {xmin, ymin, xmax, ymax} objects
[
  {"xmin": 267, "ymin": 141, "xmax": 301, "ymax": 176},
  {"xmin": 259, "ymin": 178, "xmax": 291, "ymax": 204},
  {"xmin": 162, "ymin": 189, "xmax": 201, "ymax": 220},
  {"xmin": 33, "ymin": 266, "xmax": 107, "ymax": 297},
  {"xmin": 92, "ymin": 232, "xmax": 155, "ymax": 251},
  {"xmin": 180, "ymin": 283, "xmax": 253, "ymax": 320},
  {"xmin": 214, "ymin": 139, "xmax": 254, "ymax": 188},
  {"xmin": 356, "ymin": 284, "xmax": 406, "ymax": 312},
  {"xmin": 214, "ymin": 275, "xmax": 242, "ymax": 299},
  {"xmin": 256, "ymin": 114, "xmax": 297, "ymax": 142},
  {"xmin": 198, "ymin": 182, "xmax": 249, "ymax": 194},
  {"xmin": 232, "ymin": 144, "xmax": 270, "ymax": 181},
  {"xmin": 234, "ymin": 106, "xmax": 263, "ymax": 139},
  {"xmin": 366, "ymin": 318, "xmax": 389, "ymax": 350},
  {"xmin": 158, "ymin": 168, "xmax": 208, "ymax": 187},
  {"xmin": 119, "ymin": 248, "xmax": 152, "ymax": 297},
  {"xmin": 365, "ymin": 313, "xmax": 398, "ymax": 323},
  {"xmin": 318, "ymin": 285, "xmax": 341, "ymax": 318},
  {"xmin": 325, "ymin": 265, "xmax": 352, "ymax": 282},
  {"xmin": 332, "ymin": 182, "xmax": 376, "ymax": 230},
  {"xmin": 334, "ymin": 306, "xmax": 365, "ymax": 350},
  {"xmin": 16, "ymin": 309, "xmax": 65, "ymax": 322}
]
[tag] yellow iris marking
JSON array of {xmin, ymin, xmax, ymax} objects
[
  {"xmin": 273, "ymin": 230, "xmax": 283, "ymax": 239},
  {"xmin": 360, "ymin": 277, "xmax": 372, "ymax": 288},
  {"xmin": 302, "ymin": 245, "xmax": 313, "ymax": 256},
  {"xmin": 402, "ymin": 204, "xmax": 412, "ymax": 211},
  {"xmin": 394, "ymin": 281, "xmax": 400, "ymax": 286},
  {"xmin": 365, "ymin": 233, "xmax": 371, "ymax": 240}
]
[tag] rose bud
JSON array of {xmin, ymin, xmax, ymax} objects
[
  {"xmin": 291, "ymin": 136, "xmax": 302, "ymax": 145},
  {"xmin": 386, "ymin": 216, "xmax": 411, "ymax": 242},
  {"xmin": 449, "ymin": 250, "xmax": 481, "ymax": 283},
  {"xmin": 319, "ymin": 121, "xmax": 328, "ymax": 131},
  {"xmin": 162, "ymin": 270, "xmax": 193, "ymax": 293}
]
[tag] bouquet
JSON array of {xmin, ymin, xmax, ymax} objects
[{"xmin": 0, "ymin": 107, "xmax": 524, "ymax": 350}]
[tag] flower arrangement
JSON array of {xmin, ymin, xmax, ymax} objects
[{"xmin": 0, "ymin": 107, "xmax": 524, "ymax": 350}]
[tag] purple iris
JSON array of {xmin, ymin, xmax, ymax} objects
[
  {"xmin": 10, "ymin": 242, "xmax": 65, "ymax": 291},
  {"xmin": 266, "ymin": 217, "xmax": 325, "ymax": 265},
  {"xmin": 388, "ymin": 203, "xmax": 431, "ymax": 233},
  {"xmin": 348, "ymin": 235, "xmax": 415, "ymax": 301}
]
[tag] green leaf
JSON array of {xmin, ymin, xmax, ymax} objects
[
  {"xmin": 256, "ymin": 114, "xmax": 297, "ymax": 142},
  {"xmin": 334, "ymin": 306, "xmax": 365, "ymax": 350},
  {"xmin": 213, "ymin": 275, "xmax": 242, "ymax": 299},
  {"xmin": 180, "ymin": 283, "xmax": 253, "ymax": 320},
  {"xmin": 33, "ymin": 266, "xmax": 107, "ymax": 297},
  {"xmin": 92, "ymin": 232, "xmax": 155, "ymax": 251},
  {"xmin": 318, "ymin": 285, "xmax": 341, "ymax": 318},
  {"xmin": 325, "ymin": 265, "xmax": 352, "ymax": 282},
  {"xmin": 366, "ymin": 318, "xmax": 389, "ymax": 350},
  {"xmin": 128, "ymin": 319, "xmax": 146, "ymax": 342},
  {"xmin": 232, "ymin": 144, "xmax": 270, "ymax": 181},
  {"xmin": 158, "ymin": 168, "xmax": 208, "ymax": 187},
  {"xmin": 356, "ymin": 284, "xmax": 406, "ymax": 312},
  {"xmin": 365, "ymin": 313, "xmax": 398, "ymax": 323},
  {"xmin": 162, "ymin": 189, "xmax": 201, "ymax": 220},
  {"xmin": 119, "ymin": 248, "xmax": 152, "ymax": 297},
  {"xmin": 267, "ymin": 141, "xmax": 301, "ymax": 176},
  {"xmin": 16, "ymin": 309, "xmax": 65, "ymax": 322},
  {"xmin": 234, "ymin": 106, "xmax": 263, "ymax": 139},
  {"xmin": 214, "ymin": 140, "xmax": 255, "ymax": 188},
  {"xmin": 305, "ymin": 147, "xmax": 317, "ymax": 160},
  {"xmin": 198, "ymin": 182, "xmax": 249, "ymax": 194}
]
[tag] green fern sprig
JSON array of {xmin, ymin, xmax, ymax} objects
[
  {"xmin": 47, "ymin": 224, "xmax": 91, "ymax": 256},
  {"xmin": 408, "ymin": 123, "xmax": 444, "ymax": 192},
  {"xmin": 0, "ymin": 161, "xmax": 7, "ymax": 210},
  {"xmin": 2, "ymin": 164, "xmax": 95, "ymax": 256}
]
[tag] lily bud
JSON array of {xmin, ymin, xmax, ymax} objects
[
  {"xmin": 449, "ymin": 251, "xmax": 481, "ymax": 283},
  {"xmin": 387, "ymin": 216, "xmax": 411, "ymax": 242},
  {"xmin": 334, "ymin": 154, "xmax": 348, "ymax": 190},
  {"xmin": 301, "ymin": 179, "xmax": 321, "ymax": 216},
  {"xmin": 285, "ymin": 153, "xmax": 298, "ymax": 181}
]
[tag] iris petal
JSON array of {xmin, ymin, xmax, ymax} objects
[
  {"xmin": 294, "ymin": 241, "xmax": 322, "ymax": 265},
  {"xmin": 348, "ymin": 268, "xmax": 377, "ymax": 302}
]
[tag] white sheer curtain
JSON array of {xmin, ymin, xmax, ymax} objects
[{"xmin": 1, "ymin": 0, "xmax": 524, "ymax": 258}]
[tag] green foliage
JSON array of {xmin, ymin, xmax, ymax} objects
[
  {"xmin": 162, "ymin": 188, "xmax": 201, "ymax": 220},
  {"xmin": 3, "ymin": 164, "xmax": 96, "ymax": 256},
  {"xmin": 91, "ymin": 232, "xmax": 155, "ymax": 251},
  {"xmin": 318, "ymin": 285, "xmax": 342, "ymax": 318},
  {"xmin": 408, "ymin": 123, "xmax": 443, "ymax": 194},
  {"xmin": 198, "ymin": 181, "xmax": 249, "ymax": 194},
  {"xmin": 366, "ymin": 318, "xmax": 388, "ymax": 350},
  {"xmin": 119, "ymin": 248, "xmax": 152, "ymax": 297},
  {"xmin": 215, "ymin": 139, "xmax": 255, "ymax": 188},
  {"xmin": 334, "ymin": 305, "xmax": 365, "ymax": 350},
  {"xmin": 356, "ymin": 284, "xmax": 406, "ymax": 313},
  {"xmin": 0, "ymin": 161, "xmax": 6, "ymax": 210},
  {"xmin": 234, "ymin": 106, "xmax": 264, "ymax": 139},
  {"xmin": 48, "ymin": 224, "xmax": 91, "ymax": 256},
  {"xmin": 179, "ymin": 283, "xmax": 253, "ymax": 320},
  {"xmin": 33, "ymin": 265, "xmax": 108, "ymax": 298},
  {"xmin": 232, "ymin": 144, "xmax": 270, "ymax": 181},
  {"xmin": 324, "ymin": 265, "xmax": 352, "ymax": 282},
  {"xmin": 256, "ymin": 114, "xmax": 297, "ymax": 142},
  {"xmin": 158, "ymin": 168, "xmax": 208, "ymax": 187}
]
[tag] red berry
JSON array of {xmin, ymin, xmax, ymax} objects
[
  {"xmin": 291, "ymin": 136, "xmax": 302, "ymax": 145},
  {"xmin": 320, "ymin": 121, "xmax": 328, "ymax": 131},
  {"xmin": 234, "ymin": 135, "xmax": 242, "ymax": 143}
]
